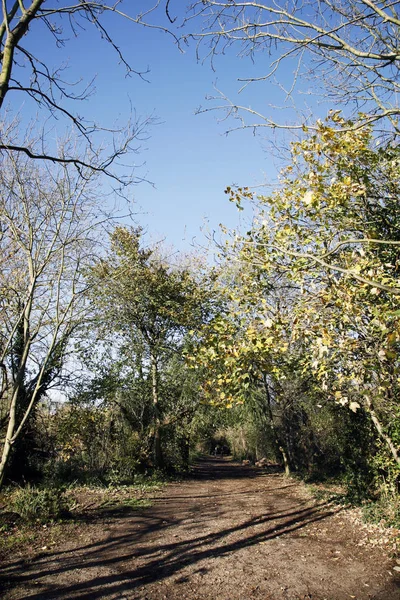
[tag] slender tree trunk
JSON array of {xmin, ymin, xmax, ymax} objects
[
  {"xmin": 263, "ymin": 373, "xmax": 290, "ymax": 475},
  {"xmin": 365, "ymin": 398, "xmax": 400, "ymax": 466},
  {"xmin": 279, "ymin": 445, "xmax": 290, "ymax": 477},
  {"xmin": 0, "ymin": 389, "xmax": 18, "ymax": 487},
  {"xmin": 181, "ymin": 433, "xmax": 190, "ymax": 470},
  {"xmin": 0, "ymin": 314, "xmax": 31, "ymax": 487},
  {"xmin": 150, "ymin": 351, "xmax": 163, "ymax": 469},
  {"xmin": 240, "ymin": 427, "xmax": 246, "ymax": 455}
]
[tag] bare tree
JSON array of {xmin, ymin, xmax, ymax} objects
[
  {"xmin": 185, "ymin": 1, "xmax": 400, "ymax": 133},
  {"xmin": 0, "ymin": 0, "xmax": 176, "ymax": 182},
  {"xmin": 0, "ymin": 145, "xmax": 112, "ymax": 486}
]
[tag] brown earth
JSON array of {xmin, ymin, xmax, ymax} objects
[{"xmin": 1, "ymin": 456, "xmax": 400, "ymax": 600}]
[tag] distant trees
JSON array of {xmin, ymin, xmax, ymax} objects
[
  {"xmin": 0, "ymin": 179, "xmax": 221, "ymax": 485},
  {"xmin": 88, "ymin": 227, "xmax": 216, "ymax": 469}
]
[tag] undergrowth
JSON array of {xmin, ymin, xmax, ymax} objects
[
  {"xmin": 307, "ymin": 477, "xmax": 400, "ymax": 532},
  {"xmin": 8, "ymin": 485, "xmax": 70, "ymax": 523},
  {"xmin": 0, "ymin": 473, "xmax": 166, "ymax": 558}
]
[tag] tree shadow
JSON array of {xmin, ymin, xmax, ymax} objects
[
  {"xmin": 1, "ymin": 504, "xmax": 335, "ymax": 599},
  {"xmin": 1, "ymin": 458, "xmax": 399, "ymax": 600}
]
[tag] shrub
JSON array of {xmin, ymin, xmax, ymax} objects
[
  {"xmin": 363, "ymin": 494, "xmax": 400, "ymax": 529},
  {"xmin": 10, "ymin": 485, "xmax": 69, "ymax": 523}
]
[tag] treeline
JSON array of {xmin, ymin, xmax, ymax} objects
[
  {"xmin": 0, "ymin": 166, "xmax": 218, "ymax": 485},
  {"xmin": 1, "ymin": 119, "xmax": 400, "ymax": 530}
]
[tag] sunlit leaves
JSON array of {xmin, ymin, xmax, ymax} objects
[{"xmin": 197, "ymin": 117, "xmax": 400, "ymax": 467}]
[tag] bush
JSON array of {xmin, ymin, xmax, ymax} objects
[
  {"xmin": 158, "ymin": 425, "xmax": 191, "ymax": 473},
  {"xmin": 362, "ymin": 469, "xmax": 400, "ymax": 528},
  {"xmin": 363, "ymin": 493, "xmax": 400, "ymax": 529},
  {"xmin": 10, "ymin": 485, "xmax": 69, "ymax": 523}
]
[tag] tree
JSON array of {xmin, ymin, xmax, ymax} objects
[
  {"xmin": 187, "ymin": 1, "xmax": 400, "ymax": 133},
  {"xmin": 90, "ymin": 227, "xmax": 214, "ymax": 468},
  {"xmin": 188, "ymin": 259, "xmax": 298, "ymax": 472},
  {"xmin": 222, "ymin": 118, "xmax": 400, "ymax": 468},
  {"xmin": 0, "ymin": 1, "xmax": 175, "ymax": 180},
  {"xmin": 0, "ymin": 149, "xmax": 108, "ymax": 486},
  {"xmin": 228, "ymin": 115, "xmax": 400, "ymax": 294}
]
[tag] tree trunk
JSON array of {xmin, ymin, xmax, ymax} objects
[
  {"xmin": 263, "ymin": 373, "xmax": 291, "ymax": 475},
  {"xmin": 180, "ymin": 433, "xmax": 190, "ymax": 470},
  {"xmin": 279, "ymin": 445, "xmax": 291, "ymax": 476},
  {"xmin": 150, "ymin": 351, "xmax": 163, "ymax": 469},
  {"xmin": 0, "ymin": 385, "xmax": 19, "ymax": 487},
  {"xmin": 365, "ymin": 398, "xmax": 400, "ymax": 466}
]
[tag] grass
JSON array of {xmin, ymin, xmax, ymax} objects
[
  {"xmin": 0, "ymin": 477, "xmax": 164, "ymax": 559},
  {"xmin": 7, "ymin": 485, "xmax": 70, "ymax": 523}
]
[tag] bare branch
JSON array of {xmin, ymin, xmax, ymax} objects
[
  {"xmin": 0, "ymin": 1, "xmax": 176, "ymax": 180},
  {"xmin": 186, "ymin": 1, "xmax": 400, "ymax": 133},
  {"xmin": 0, "ymin": 145, "xmax": 129, "ymax": 485}
]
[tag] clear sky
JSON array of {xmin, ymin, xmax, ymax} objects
[{"xmin": 7, "ymin": 2, "xmax": 328, "ymax": 253}]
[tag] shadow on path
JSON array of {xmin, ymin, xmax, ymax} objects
[{"xmin": 0, "ymin": 457, "xmax": 398, "ymax": 600}]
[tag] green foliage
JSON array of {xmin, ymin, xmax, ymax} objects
[
  {"xmin": 185, "ymin": 118, "xmax": 400, "ymax": 516},
  {"xmin": 363, "ymin": 498, "xmax": 400, "ymax": 529},
  {"xmin": 82, "ymin": 227, "xmax": 218, "ymax": 472},
  {"xmin": 44, "ymin": 403, "xmax": 147, "ymax": 486},
  {"xmin": 363, "ymin": 472, "xmax": 400, "ymax": 529},
  {"xmin": 10, "ymin": 486, "xmax": 69, "ymax": 523}
]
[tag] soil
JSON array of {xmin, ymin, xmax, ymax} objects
[{"xmin": 1, "ymin": 456, "xmax": 400, "ymax": 600}]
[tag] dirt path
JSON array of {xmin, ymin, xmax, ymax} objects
[{"xmin": 1, "ymin": 457, "xmax": 400, "ymax": 600}]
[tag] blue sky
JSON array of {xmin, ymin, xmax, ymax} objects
[{"xmin": 7, "ymin": 3, "xmax": 328, "ymax": 253}]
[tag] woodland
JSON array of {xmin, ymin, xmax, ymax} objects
[{"xmin": 1, "ymin": 0, "xmax": 400, "ymax": 538}]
